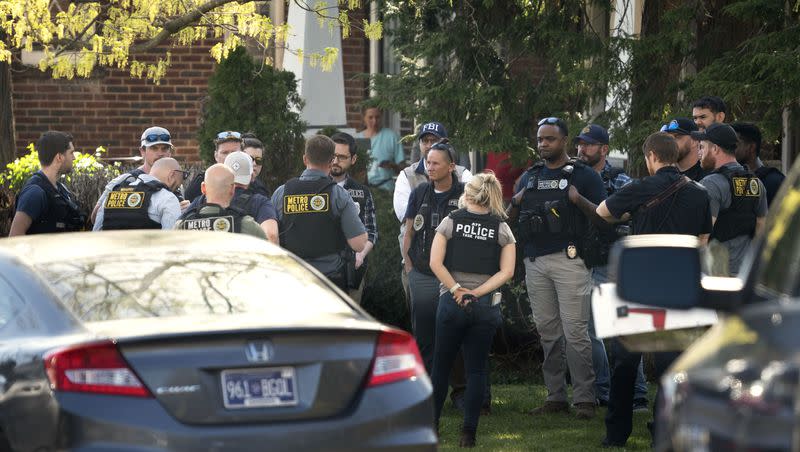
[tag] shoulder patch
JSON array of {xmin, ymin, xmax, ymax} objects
[{"xmin": 732, "ymin": 177, "xmax": 761, "ymax": 197}]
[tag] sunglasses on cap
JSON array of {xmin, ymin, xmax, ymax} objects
[
  {"xmin": 215, "ymin": 131, "xmax": 242, "ymax": 142},
  {"xmin": 537, "ymin": 117, "xmax": 568, "ymax": 135},
  {"xmin": 143, "ymin": 133, "xmax": 171, "ymax": 143},
  {"xmin": 660, "ymin": 120, "xmax": 681, "ymax": 132},
  {"xmin": 430, "ymin": 138, "xmax": 457, "ymax": 162}
]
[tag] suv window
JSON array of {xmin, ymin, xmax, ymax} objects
[{"xmin": 756, "ymin": 170, "xmax": 800, "ymax": 297}]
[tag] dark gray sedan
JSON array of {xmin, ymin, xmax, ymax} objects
[{"xmin": 0, "ymin": 231, "xmax": 434, "ymax": 452}]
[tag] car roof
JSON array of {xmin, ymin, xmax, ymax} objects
[{"xmin": 0, "ymin": 230, "xmax": 289, "ymax": 265}]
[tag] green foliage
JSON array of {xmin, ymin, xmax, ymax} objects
[
  {"xmin": 0, "ymin": 144, "xmax": 40, "ymax": 192},
  {"xmin": 198, "ymin": 47, "xmax": 307, "ymax": 188},
  {"xmin": 360, "ymin": 188, "xmax": 409, "ymax": 330}
]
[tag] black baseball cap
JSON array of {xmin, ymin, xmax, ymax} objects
[
  {"xmin": 690, "ymin": 123, "xmax": 738, "ymax": 152},
  {"xmin": 660, "ymin": 118, "xmax": 697, "ymax": 136}
]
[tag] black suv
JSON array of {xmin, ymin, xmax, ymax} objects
[{"xmin": 611, "ymin": 162, "xmax": 800, "ymax": 451}]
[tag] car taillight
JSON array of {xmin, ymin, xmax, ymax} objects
[
  {"xmin": 44, "ymin": 340, "xmax": 151, "ymax": 397},
  {"xmin": 367, "ymin": 329, "xmax": 425, "ymax": 387}
]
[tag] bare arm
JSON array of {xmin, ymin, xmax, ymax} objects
[
  {"xmin": 429, "ymin": 232, "xmax": 457, "ymax": 292},
  {"xmin": 596, "ymin": 200, "xmax": 631, "ymax": 223},
  {"xmin": 90, "ymin": 201, "xmax": 101, "ymax": 224},
  {"xmin": 698, "ymin": 233, "xmax": 709, "ymax": 246},
  {"xmin": 755, "ymin": 216, "xmax": 766, "ymax": 236},
  {"xmin": 471, "ymin": 243, "xmax": 516, "ymax": 297},
  {"xmin": 8, "ymin": 212, "xmax": 33, "ymax": 237},
  {"xmin": 402, "ymin": 218, "xmax": 415, "ymax": 273},
  {"xmin": 568, "ymin": 186, "xmax": 628, "ymax": 226},
  {"xmin": 347, "ymin": 232, "xmax": 368, "ymax": 253},
  {"xmin": 261, "ymin": 219, "xmax": 279, "ymax": 245}
]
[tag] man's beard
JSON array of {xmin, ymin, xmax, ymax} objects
[{"xmin": 330, "ymin": 166, "xmax": 344, "ymax": 177}]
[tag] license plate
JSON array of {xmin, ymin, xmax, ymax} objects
[{"xmin": 221, "ymin": 367, "xmax": 298, "ymax": 409}]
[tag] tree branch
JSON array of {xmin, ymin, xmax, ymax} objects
[{"xmin": 130, "ymin": 0, "xmax": 234, "ymax": 53}]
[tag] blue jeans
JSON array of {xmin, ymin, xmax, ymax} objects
[
  {"xmin": 432, "ymin": 293, "xmax": 501, "ymax": 431},
  {"xmin": 591, "ymin": 266, "xmax": 648, "ymax": 402}
]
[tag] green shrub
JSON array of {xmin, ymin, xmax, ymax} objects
[{"xmin": 198, "ymin": 47, "xmax": 307, "ymax": 189}]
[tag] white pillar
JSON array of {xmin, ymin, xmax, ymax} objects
[{"xmin": 284, "ymin": 0, "xmax": 348, "ymax": 130}]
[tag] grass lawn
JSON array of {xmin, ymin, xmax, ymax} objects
[{"xmin": 437, "ymin": 384, "xmax": 653, "ymax": 451}]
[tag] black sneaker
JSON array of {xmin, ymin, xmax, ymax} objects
[{"xmin": 632, "ymin": 398, "xmax": 648, "ymax": 413}]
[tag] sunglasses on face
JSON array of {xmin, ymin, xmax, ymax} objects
[
  {"xmin": 173, "ymin": 169, "xmax": 190, "ymax": 179},
  {"xmin": 251, "ymin": 157, "xmax": 263, "ymax": 165},
  {"xmin": 144, "ymin": 133, "xmax": 171, "ymax": 143}
]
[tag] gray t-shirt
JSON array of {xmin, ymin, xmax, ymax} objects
[
  {"xmin": 435, "ymin": 213, "xmax": 516, "ymax": 295},
  {"xmin": 700, "ymin": 162, "xmax": 768, "ymax": 274}
]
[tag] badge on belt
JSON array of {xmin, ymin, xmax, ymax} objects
[{"xmin": 566, "ymin": 243, "xmax": 578, "ymax": 259}]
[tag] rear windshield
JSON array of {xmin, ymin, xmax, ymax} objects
[{"xmin": 37, "ymin": 251, "xmax": 353, "ymax": 322}]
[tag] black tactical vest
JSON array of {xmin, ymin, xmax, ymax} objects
[
  {"xmin": 279, "ymin": 177, "xmax": 346, "ymax": 258},
  {"xmin": 343, "ymin": 177, "xmax": 369, "ymax": 226},
  {"xmin": 21, "ymin": 172, "xmax": 86, "ymax": 234},
  {"xmin": 178, "ymin": 203, "xmax": 244, "ymax": 233},
  {"xmin": 517, "ymin": 161, "xmax": 581, "ymax": 242},
  {"xmin": 101, "ymin": 176, "xmax": 167, "ymax": 230},
  {"xmin": 408, "ymin": 174, "xmax": 464, "ymax": 275},
  {"xmin": 711, "ymin": 165, "xmax": 760, "ymax": 242},
  {"xmin": 444, "ymin": 209, "xmax": 502, "ymax": 275}
]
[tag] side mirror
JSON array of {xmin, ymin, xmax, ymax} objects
[{"xmin": 611, "ymin": 234, "xmax": 743, "ymax": 311}]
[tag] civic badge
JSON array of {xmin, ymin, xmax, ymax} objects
[
  {"xmin": 566, "ymin": 244, "xmax": 578, "ymax": 259},
  {"xmin": 558, "ymin": 179, "xmax": 568, "ymax": 190},
  {"xmin": 413, "ymin": 214, "xmax": 425, "ymax": 231},
  {"xmin": 245, "ymin": 341, "xmax": 274, "ymax": 363}
]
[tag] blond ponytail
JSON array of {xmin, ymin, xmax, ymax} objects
[{"xmin": 461, "ymin": 171, "xmax": 507, "ymax": 219}]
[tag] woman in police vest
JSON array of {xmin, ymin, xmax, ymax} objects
[
  {"xmin": 402, "ymin": 140, "xmax": 464, "ymax": 374},
  {"xmin": 429, "ymin": 172, "xmax": 516, "ymax": 448}
]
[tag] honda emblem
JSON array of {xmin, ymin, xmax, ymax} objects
[{"xmin": 245, "ymin": 341, "xmax": 274, "ymax": 363}]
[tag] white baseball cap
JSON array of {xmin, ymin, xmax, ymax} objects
[
  {"xmin": 140, "ymin": 126, "xmax": 173, "ymax": 147},
  {"xmin": 224, "ymin": 151, "xmax": 254, "ymax": 186}
]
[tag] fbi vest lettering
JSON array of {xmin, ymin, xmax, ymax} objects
[
  {"xmin": 408, "ymin": 174, "xmax": 464, "ymax": 275},
  {"xmin": 178, "ymin": 203, "xmax": 244, "ymax": 233},
  {"xmin": 343, "ymin": 176, "xmax": 369, "ymax": 224},
  {"xmin": 280, "ymin": 177, "xmax": 346, "ymax": 258},
  {"xmin": 101, "ymin": 176, "xmax": 166, "ymax": 230},
  {"xmin": 21, "ymin": 171, "xmax": 86, "ymax": 234},
  {"xmin": 712, "ymin": 165, "xmax": 760, "ymax": 242},
  {"xmin": 445, "ymin": 209, "xmax": 501, "ymax": 275}
]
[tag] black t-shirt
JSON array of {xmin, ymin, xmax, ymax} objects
[
  {"xmin": 681, "ymin": 161, "xmax": 707, "ymax": 182},
  {"xmin": 184, "ymin": 172, "xmax": 205, "ymax": 202},
  {"xmin": 754, "ymin": 166, "xmax": 785, "ymax": 206},
  {"xmin": 606, "ymin": 166, "xmax": 712, "ymax": 236}
]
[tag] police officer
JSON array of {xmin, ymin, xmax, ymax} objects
[
  {"xmin": 693, "ymin": 123, "xmax": 767, "ymax": 275},
  {"xmin": 732, "ymin": 122, "xmax": 785, "ymax": 206},
  {"xmin": 660, "ymin": 117, "xmax": 706, "ymax": 182},
  {"xmin": 428, "ymin": 172, "xmax": 516, "ymax": 448},
  {"xmin": 10, "ymin": 131, "xmax": 85, "ymax": 236},
  {"xmin": 271, "ymin": 135, "xmax": 368, "ymax": 290},
  {"xmin": 91, "ymin": 126, "xmax": 175, "ymax": 225},
  {"xmin": 223, "ymin": 151, "xmax": 279, "ymax": 244},
  {"xmin": 330, "ymin": 132, "xmax": 378, "ymax": 304},
  {"xmin": 402, "ymin": 140, "xmax": 464, "ymax": 374},
  {"xmin": 93, "ymin": 158, "xmax": 185, "ymax": 230},
  {"xmin": 175, "ymin": 164, "xmax": 266, "ymax": 239},
  {"xmin": 575, "ymin": 124, "xmax": 648, "ymax": 410},
  {"xmin": 184, "ymin": 131, "xmax": 243, "ymax": 202},
  {"xmin": 242, "ymin": 134, "xmax": 272, "ymax": 197},
  {"xmin": 509, "ymin": 117, "xmax": 605, "ymax": 419},
  {"xmin": 569, "ymin": 131, "xmax": 712, "ymax": 447}
]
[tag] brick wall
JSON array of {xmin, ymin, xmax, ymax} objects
[{"xmin": 11, "ymin": 13, "xmax": 372, "ymax": 162}]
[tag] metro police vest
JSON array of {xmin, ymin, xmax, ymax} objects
[
  {"xmin": 518, "ymin": 160, "xmax": 582, "ymax": 242},
  {"xmin": 178, "ymin": 203, "xmax": 244, "ymax": 233},
  {"xmin": 711, "ymin": 165, "xmax": 760, "ymax": 242},
  {"xmin": 279, "ymin": 177, "xmax": 346, "ymax": 259},
  {"xmin": 101, "ymin": 176, "xmax": 165, "ymax": 230},
  {"xmin": 21, "ymin": 172, "xmax": 85, "ymax": 234},
  {"xmin": 408, "ymin": 174, "xmax": 464, "ymax": 275},
  {"xmin": 444, "ymin": 209, "xmax": 502, "ymax": 275}
]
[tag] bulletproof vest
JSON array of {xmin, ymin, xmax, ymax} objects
[
  {"xmin": 127, "ymin": 168, "xmax": 145, "ymax": 178},
  {"xmin": 22, "ymin": 172, "xmax": 86, "ymax": 234},
  {"xmin": 343, "ymin": 177, "xmax": 369, "ymax": 225},
  {"xmin": 517, "ymin": 160, "xmax": 582, "ymax": 242},
  {"xmin": 404, "ymin": 162, "xmax": 469, "ymax": 191},
  {"xmin": 101, "ymin": 176, "xmax": 167, "ymax": 230},
  {"xmin": 178, "ymin": 203, "xmax": 244, "ymax": 233},
  {"xmin": 231, "ymin": 192, "xmax": 255, "ymax": 216},
  {"xmin": 444, "ymin": 209, "xmax": 501, "ymax": 275},
  {"xmin": 711, "ymin": 165, "xmax": 760, "ymax": 242},
  {"xmin": 602, "ymin": 166, "xmax": 625, "ymax": 196},
  {"xmin": 279, "ymin": 177, "xmax": 346, "ymax": 259},
  {"xmin": 408, "ymin": 174, "xmax": 464, "ymax": 275}
]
